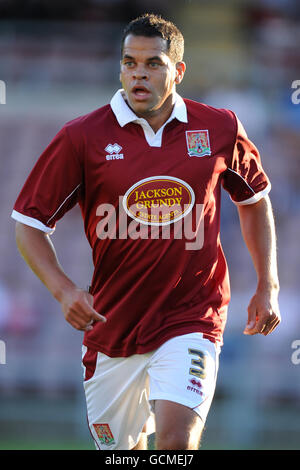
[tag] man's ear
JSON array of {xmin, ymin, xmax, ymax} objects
[
  {"xmin": 119, "ymin": 61, "xmax": 122, "ymax": 83},
  {"xmin": 175, "ymin": 61, "xmax": 186, "ymax": 85}
]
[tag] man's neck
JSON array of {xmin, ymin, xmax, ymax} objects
[{"xmin": 127, "ymin": 93, "xmax": 176, "ymax": 134}]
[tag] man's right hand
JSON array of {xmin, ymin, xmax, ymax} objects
[
  {"xmin": 60, "ymin": 287, "xmax": 107, "ymax": 332},
  {"xmin": 15, "ymin": 223, "xmax": 107, "ymax": 332}
]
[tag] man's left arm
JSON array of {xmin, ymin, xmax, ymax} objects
[{"xmin": 237, "ymin": 195, "xmax": 281, "ymax": 336}]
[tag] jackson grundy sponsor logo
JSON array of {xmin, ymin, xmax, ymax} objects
[
  {"xmin": 95, "ymin": 176, "xmax": 204, "ymax": 249},
  {"xmin": 123, "ymin": 176, "xmax": 195, "ymax": 226}
]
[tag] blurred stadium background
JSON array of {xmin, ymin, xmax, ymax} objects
[{"xmin": 0, "ymin": 0, "xmax": 299, "ymax": 450}]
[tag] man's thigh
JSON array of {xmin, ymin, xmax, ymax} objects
[{"xmin": 154, "ymin": 400, "xmax": 204, "ymax": 449}]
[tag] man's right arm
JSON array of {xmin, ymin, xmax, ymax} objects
[{"xmin": 15, "ymin": 222, "xmax": 106, "ymax": 331}]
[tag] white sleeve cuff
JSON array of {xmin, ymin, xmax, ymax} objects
[
  {"xmin": 232, "ymin": 183, "xmax": 271, "ymax": 206},
  {"xmin": 11, "ymin": 210, "xmax": 55, "ymax": 234}
]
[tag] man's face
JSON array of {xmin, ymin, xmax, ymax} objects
[{"xmin": 120, "ymin": 34, "xmax": 185, "ymax": 117}]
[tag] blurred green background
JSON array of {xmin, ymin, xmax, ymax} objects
[{"xmin": 0, "ymin": 0, "xmax": 299, "ymax": 450}]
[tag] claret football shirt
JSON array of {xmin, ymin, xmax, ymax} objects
[{"xmin": 12, "ymin": 89, "xmax": 271, "ymax": 356}]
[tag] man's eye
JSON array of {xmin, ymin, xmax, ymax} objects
[
  {"xmin": 124, "ymin": 62, "xmax": 134, "ymax": 67},
  {"xmin": 149, "ymin": 62, "xmax": 159, "ymax": 68}
]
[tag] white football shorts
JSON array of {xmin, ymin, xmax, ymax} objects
[{"xmin": 82, "ymin": 332, "xmax": 221, "ymax": 450}]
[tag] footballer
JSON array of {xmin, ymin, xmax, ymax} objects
[{"xmin": 12, "ymin": 14, "xmax": 280, "ymax": 450}]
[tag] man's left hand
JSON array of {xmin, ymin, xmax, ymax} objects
[{"xmin": 243, "ymin": 286, "xmax": 281, "ymax": 336}]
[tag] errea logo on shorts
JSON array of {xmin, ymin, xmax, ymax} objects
[{"xmin": 105, "ymin": 143, "xmax": 124, "ymax": 161}]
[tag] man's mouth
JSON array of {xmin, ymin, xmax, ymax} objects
[{"xmin": 131, "ymin": 85, "xmax": 151, "ymax": 100}]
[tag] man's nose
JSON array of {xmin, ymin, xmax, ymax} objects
[{"xmin": 133, "ymin": 65, "xmax": 148, "ymax": 80}]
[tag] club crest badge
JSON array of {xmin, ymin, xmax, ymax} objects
[
  {"xmin": 185, "ymin": 130, "xmax": 211, "ymax": 157},
  {"xmin": 93, "ymin": 423, "xmax": 115, "ymax": 446}
]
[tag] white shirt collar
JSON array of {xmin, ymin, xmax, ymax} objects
[{"xmin": 110, "ymin": 88, "xmax": 188, "ymax": 129}]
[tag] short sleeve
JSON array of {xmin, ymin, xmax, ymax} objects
[
  {"xmin": 222, "ymin": 113, "xmax": 271, "ymax": 205},
  {"xmin": 11, "ymin": 125, "xmax": 83, "ymax": 233}
]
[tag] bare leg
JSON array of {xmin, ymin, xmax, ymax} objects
[{"xmin": 154, "ymin": 400, "xmax": 203, "ymax": 450}]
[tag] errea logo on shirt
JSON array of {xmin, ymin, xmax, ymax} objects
[{"xmin": 105, "ymin": 143, "xmax": 124, "ymax": 161}]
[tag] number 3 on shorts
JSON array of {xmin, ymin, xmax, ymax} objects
[{"xmin": 188, "ymin": 348, "xmax": 207, "ymax": 379}]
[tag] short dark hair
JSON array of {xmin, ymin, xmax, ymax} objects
[{"xmin": 121, "ymin": 13, "xmax": 184, "ymax": 63}]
